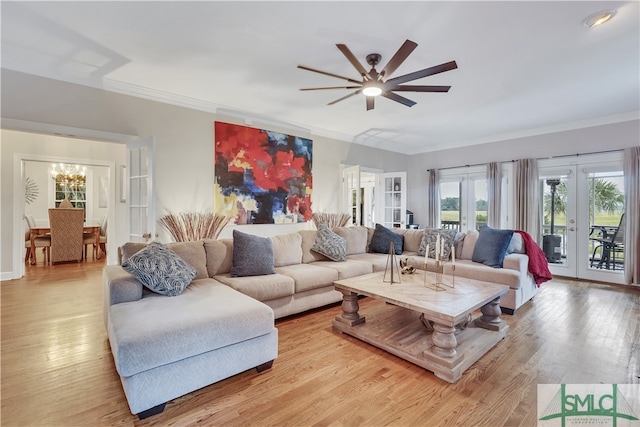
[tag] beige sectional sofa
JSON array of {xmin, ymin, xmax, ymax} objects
[{"xmin": 103, "ymin": 225, "xmax": 539, "ymax": 417}]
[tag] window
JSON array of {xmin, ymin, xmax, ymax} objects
[{"xmin": 51, "ymin": 163, "xmax": 87, "ymax": 210}]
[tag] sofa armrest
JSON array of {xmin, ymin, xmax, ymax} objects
[
  {"xmin": 502, "ymin": 253, "xmax": 529, "ymax": 275},
  {"xmin": 103, "ymin": 265, "xmax": 143, "ymax": 328}
]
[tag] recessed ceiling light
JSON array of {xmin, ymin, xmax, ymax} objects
[{"xmin": 582, "ymin": 9, "xmax": 617, "ymax": 28}]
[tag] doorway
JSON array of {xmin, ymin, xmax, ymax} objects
[{"xmin": 539, "ymin": 152, "xmax": 625, "ymax": 284}]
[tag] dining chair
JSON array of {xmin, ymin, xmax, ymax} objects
[
  {"xmin": 590, "ymin": 213, "xmax": 625, "ymax": 270},
  {"xmin": 24, "ymin": 216, "xmax": 51, "ymax": 264},
  {"xmin": 83, "ymin": 214, "xmax": 107, "ymax": 260},
  {"xmin": 48, "ymin": 208, "xmax": 85, "ymax": 264}
]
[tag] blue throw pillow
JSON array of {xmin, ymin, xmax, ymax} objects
[
  {"xmin": 369, "ymin": 224, "xmax": 404, "ymax": 255},
  {"xmin": 471, "ymin": 226, "xmax": 514, "ymax": 268},
  {"xmin": 230, "ymin": 230, "xmax": 275, "ymax": 277},
  {"xmin": 122, "ymin": 241, "xmax": 197, "ymax": 296}
]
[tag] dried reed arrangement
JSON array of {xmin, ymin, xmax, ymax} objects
[
  {"xmin": 312, "ymin": 212, "xmax": 352, "ymax": 229},
  {"xmin": 158, "ymin": 212, "xmax": 229, "ymax": 242}
]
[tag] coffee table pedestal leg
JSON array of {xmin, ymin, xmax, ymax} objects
[
  {"xmin": 475, "ymin": 297, "xmax": 505, "ymax": 331},
  {"xmin": 334, "ymin": 290, "xmax": 365, "ymax": 327},
  {"xmin": 431, "ymin": 323, "xmax": 457, "ymax": 358}
]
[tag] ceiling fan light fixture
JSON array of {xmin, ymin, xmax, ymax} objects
[
  {"xmin": 362, "ymin": 82, "xmax": 382, "ymax": 97},
  {"xmin": 582, "ymin": 9, "xmax": 617, "ymax": 28}
]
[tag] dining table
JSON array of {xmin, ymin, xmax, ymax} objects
[{"xmin": 29, "ymin": 223, "xmax": 101, "ymax": 265}]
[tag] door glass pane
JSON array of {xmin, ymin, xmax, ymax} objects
[
  {"xmin": 474, "ymin": 179, "xmax": 488, "ymax": 231},
  {"xmin": 541, "ymin": 177, "xmax": 567, "ymax": 265},
  {"xmin": 587, "ymin": 171, "xmax": 624, "ymax": 271},
  {"xmin": 440, "ymin": 181, "xmax": 460, "ymax": 230}
]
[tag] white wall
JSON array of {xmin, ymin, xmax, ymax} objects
[{"xmin": 0, "ymin": 71, "xmax": 408, "ymax": 278}]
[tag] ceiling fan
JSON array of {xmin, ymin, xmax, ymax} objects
[{"xmin": 298, "ymin": 39, "xmax": 457, "ymax": 111}]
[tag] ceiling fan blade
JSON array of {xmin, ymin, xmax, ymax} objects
[
  {"xmin": 366, "ymin": 96, "xmax": 375, "ymax": 111},
  {"xmin": 297, "ymin": 65, "xmax": 362, "ymax": 84},
  {"xmin": 385, "ymin": 61, "xmax": 458, "ymax": 86},
  {"xmin": 381, "ymin": 91, "xmax": 416, "ymax": 107},
  {"xmin": 336, "ymin": 44, "xmax": 371, "ymax": 80},
  {"xmin": 300, "ymin": 86, "xmax": 362, "ymax": 91},
  {"xmin": 328, "ymin": 90, "xmax": 361, "ymax": 106},
  {"xmin": 391, "ymin": 85, "xmax": 451, "ymax": 93},
  {"xmin": 380, "ymin": 39, "xmax": 418, "ymax": 79}
]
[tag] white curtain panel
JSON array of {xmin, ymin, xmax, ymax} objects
[
  {"xmin": 427, "ymin": 169, "xmax": 440, "ymax": 229},
  {"xmin": 514, "ymin": 158, "xmax": 540, "ymax": 241},
  {"xmin": 487, "ymin": 162, "xmax": 502, "ymax": 228},
  {"xmin": 623, "ymin": 146, "xmax": 640, "ymax": 285}
]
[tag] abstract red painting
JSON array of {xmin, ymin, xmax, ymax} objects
[{"xmin": 214, "ymin": 122, "xmax": 313, "ymax": 224}]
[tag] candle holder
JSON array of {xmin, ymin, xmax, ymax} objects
[{"xmin": 423, "ymin": 259, "xmax": 456, "ymax": 291}]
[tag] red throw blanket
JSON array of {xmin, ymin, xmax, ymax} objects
[{"xmin": 515, "ymin": 230, "xmax": 552, "ymax": 286}]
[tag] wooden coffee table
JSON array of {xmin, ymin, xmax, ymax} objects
[{"xmin": 332, "ymin": 270, "xmax": 509, "ymax": 383}]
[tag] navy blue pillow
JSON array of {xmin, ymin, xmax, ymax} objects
[
  {"xmin": 231, "ymin": 230, "xmax": 275, "ymax": 277},
  {"xmin": 369, "ymin": 224, "xmax": 404, "ymax": 255},
  {"xmin": 471, "ymin": 226, "xmax": 514, "ymax": 268}
]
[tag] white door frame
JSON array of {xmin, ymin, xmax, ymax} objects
[{"xmin": 12, "ymin": 153, "xmax": 118, "ymax": 278}]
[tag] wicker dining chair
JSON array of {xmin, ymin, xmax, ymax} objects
[{"xmin": 48, "ymin": 208, "xmax": 85, "ymax": 264}]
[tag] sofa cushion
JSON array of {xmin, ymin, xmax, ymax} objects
[
  {"xmin": 299, "ymin": 230, "xmax": 329, "ymax": 263},
  {"xmin": 214, "ymin": 273, "xmax": 295, "ymax": 301},
  {"xmin": 122, "ymin": 241, "xmax": 197, "ymax": 296},
  {"xmin": 395, "ymin": 228, "xmax": 424, "ymax": 253},
  {"xmin": 347, "ymin": 253, "xmax": 389, "ymax": 272},
  {"xmin": 165, "ymin": 240, "xmax": 208, "ymax": 279},
  {"xmin": 311, "ymin": 223, "xmax": 347, "ymax": 262},
  {"xmin": 310, "ymin": 259, "xmax": 373, "ymax": 280},
  {"xmin": 230, "ymin": 230, "xmax": 275, "ymax": 277},
  {"xmin": 333, "ymin": 226, "xmax": 368, "ymax": 255},
  {"xmin": 204, "ymin": 238, "xmax": 233, "ymax": 276},
  {"xmin": 120, "ymin": 240, "xmax": 208, "ymax": 279},
  {"xmin": 275, "ymin": 263, "xmax": 338, "ymax": 293},
  {"xmin": 418, "ymin": 228, "xmax": 457, "ymax": 259},
  {"xmin": 369, "ymin": 224, "xmax": 403, "ymax": 255},
  {"xmin": 460, "ymin": 229, "xmax": 479, "ymax": 260},
  {"xmin": 271, "ymin": 232, "xmax": 303, "ymax": 267},
  {"xmin": 472, "ymin": 226, "xmax": 514, "ymax": 268},
  {"xmin": 108, "ymin": 279, "xmax": 275, "ymax": 377},
  {"xmin": 507, "ymin": 232, "xmax": 525, "ymax": 254}
]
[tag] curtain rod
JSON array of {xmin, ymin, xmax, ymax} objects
[{"xmin": 427, "ymin": 148, "xmax": 624, "ymax": 172}]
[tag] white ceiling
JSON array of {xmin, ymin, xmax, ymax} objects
[{"xmin": 2, "ymin": 1, "xmax": 639, "ymax": 154}]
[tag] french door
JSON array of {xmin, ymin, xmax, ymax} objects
[
  {"xmin": 438, "ymin": 166, "xmax": 488, "ymax": 232},
  {"xmin": 376, "ymin": 172, "xmax": 407, "ymax": 229},
  {"xmin": 539, "ymin": 153, "xmax": 625, "ymax": 284},
  {"xmin": 127, "ymin": 137, "xmax": 155, "ymax": 242}
]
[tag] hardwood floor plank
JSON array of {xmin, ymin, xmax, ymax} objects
[{"xmin": 2, "ymin": 261, "xmax": 639, "ymax": 426}]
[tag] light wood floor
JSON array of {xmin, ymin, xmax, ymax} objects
[{"xmin": 2, "ymin": 260, "xmax": 639, "ymax": 426}]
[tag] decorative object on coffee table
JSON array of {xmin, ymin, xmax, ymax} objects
[
  {"xmin": 383, "ymin": 242, "xmax": 401, "ymax": 284},
  {"xmin": 399, "ymin": 257, "xmax": 416, "ymax": 274},
  {"xmin": 423, "ymin": 237, "xmax": 456, "ymax": 291}
]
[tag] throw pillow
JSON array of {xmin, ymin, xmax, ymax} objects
[
  {"xmin": 369, "ymin": 224, "xmax": 403, "ymax": 255},
  {"xmin": 311, "ymin": 223, "xmax": 347, "ymax": 261},
  {"xmin": 471, "ymin": 226, "xmax": 515, "ymax": 268},
  {"xmin": 122, "ymin": 241, "xmax": 197, "ymax": 296},
  {"xmin": 230, "ymin": 230, "xmax": 275, "ymax": 277},
  {"xmin": 418, "ymin": 228, "xmax": 457, "ymax": 259},
  {"xmin": 506, "ymin": 232, "xmax": 525, "ymax": 254}
]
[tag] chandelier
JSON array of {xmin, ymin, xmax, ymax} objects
[{"xmin": 51, "ymin": 163, "xmax": 86, "ymax": 189}]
